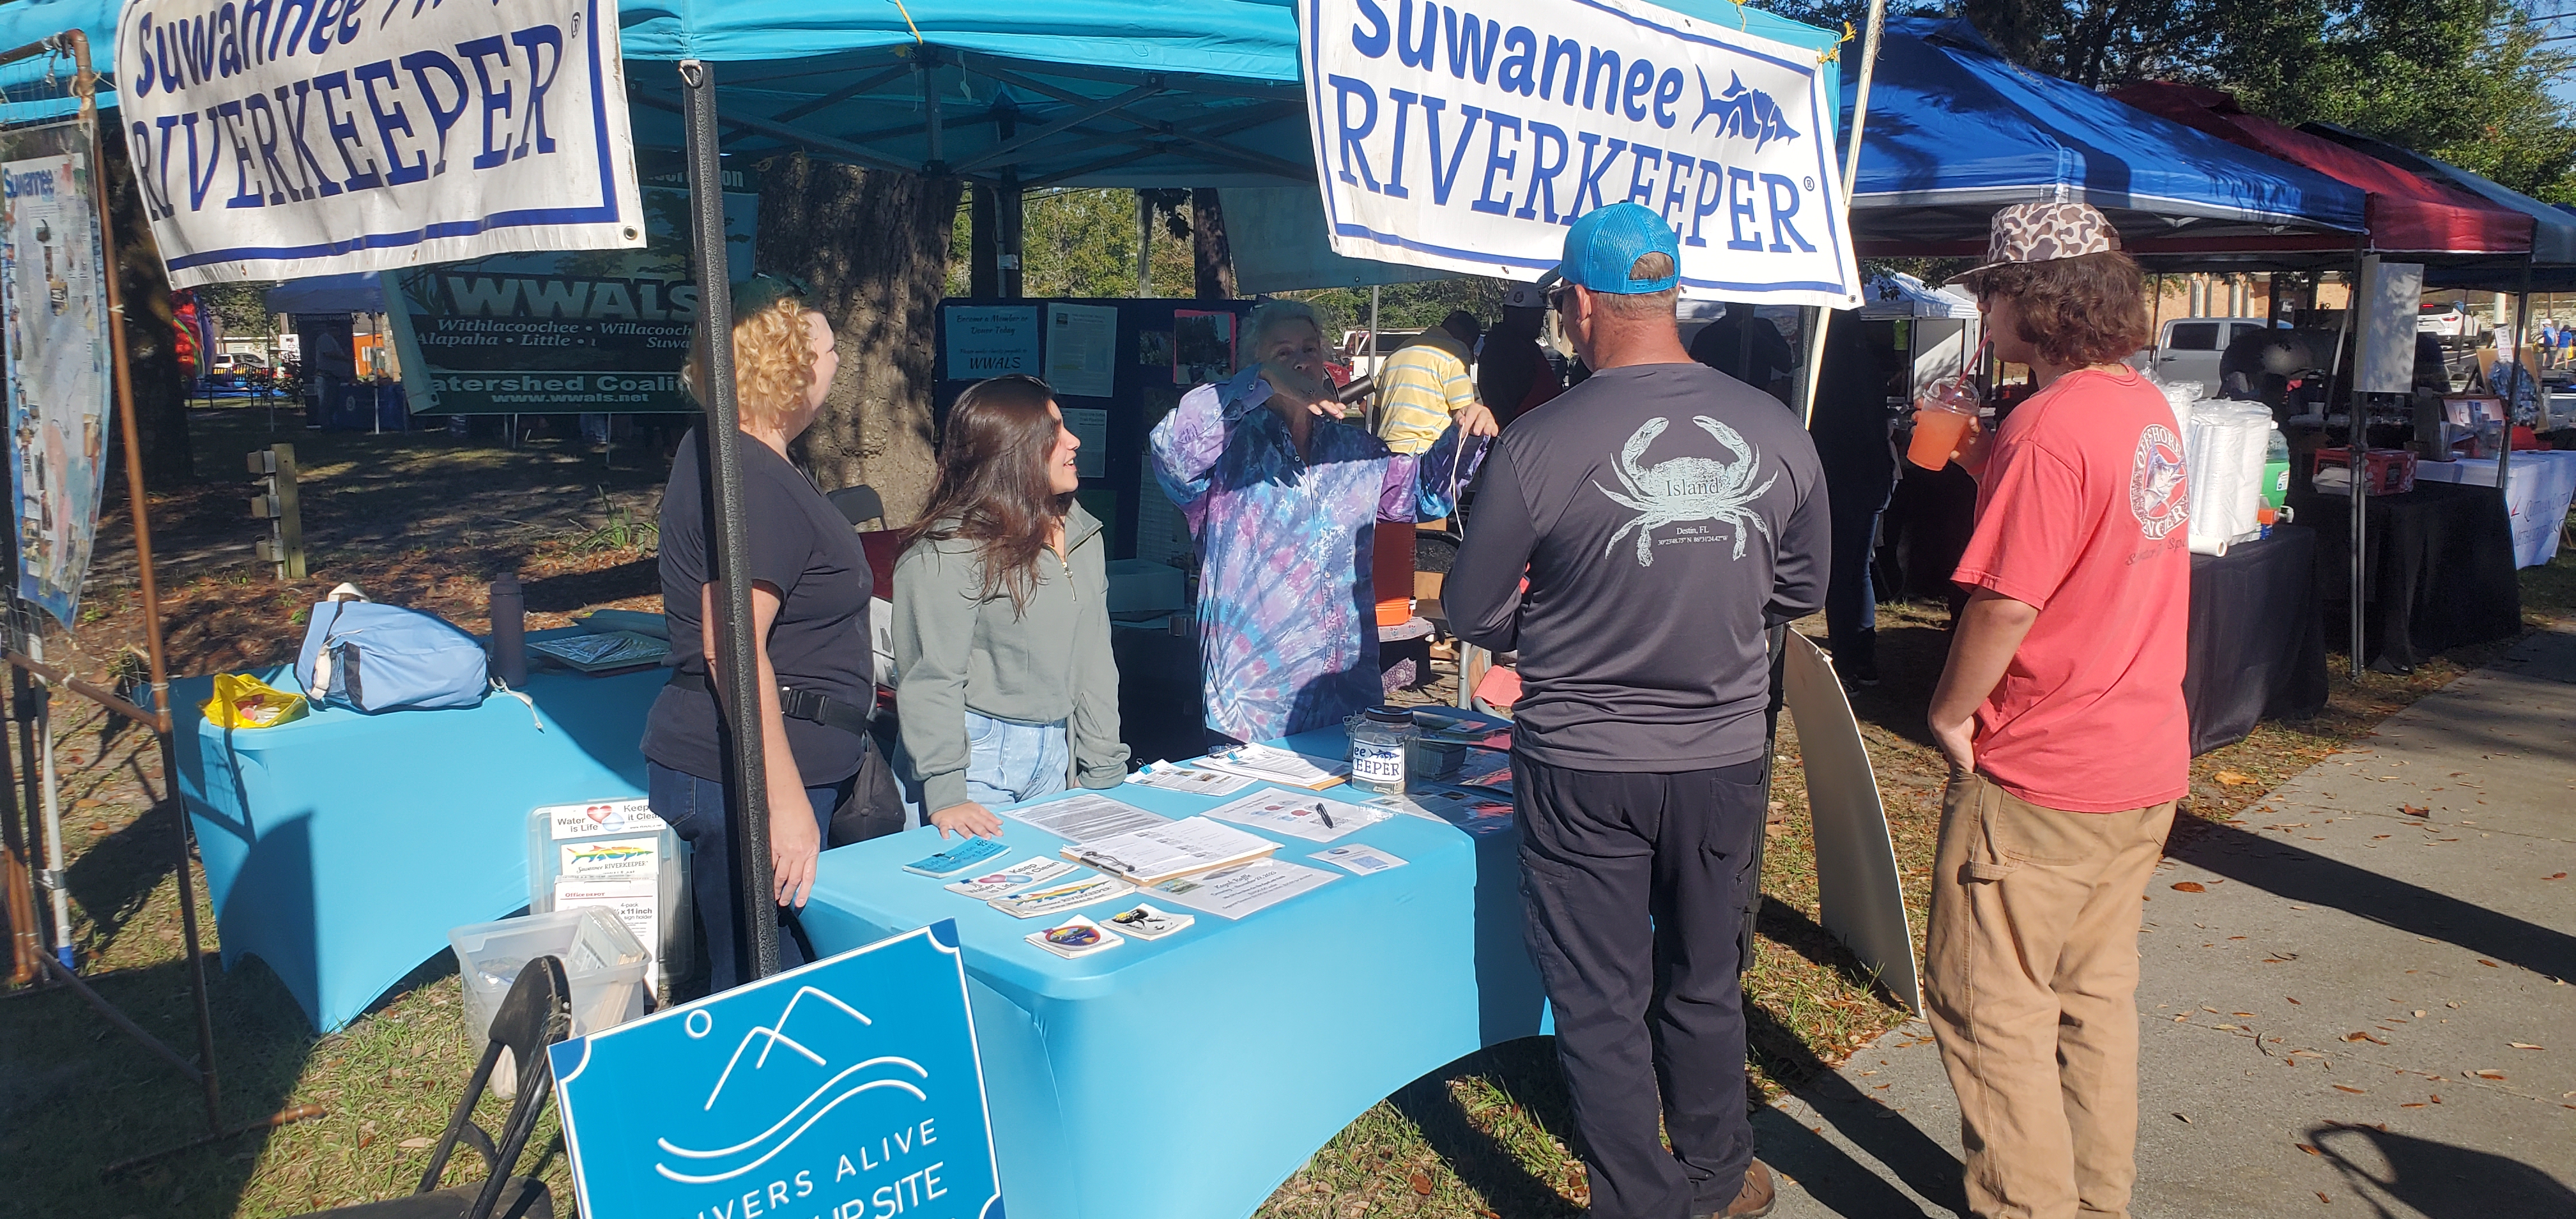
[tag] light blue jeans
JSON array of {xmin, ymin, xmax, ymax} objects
[{"xmin": 901, "ymin": 709, "xmax": 1071, "ymax": 820}]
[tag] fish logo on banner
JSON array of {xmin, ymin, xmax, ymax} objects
[
  {"xmin": 553, "ymin": 922, "xmax": 1003, "ymax": 1219},
  {"xmin": 1300, "ymin": 0, "xmax": 1859, "ymax": 306},
  {"xmin": 113, "ymin": 0, "xmax": 645, "ymax": 288}
]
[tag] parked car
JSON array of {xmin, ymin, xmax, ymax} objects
[
  {"xmin": 2418, "ymin": 302, "xmax": 2488, "ymax": 346},
  {"xmin": 2136, "ymin": 318, "xmax": 2273, "ymax": 398}
]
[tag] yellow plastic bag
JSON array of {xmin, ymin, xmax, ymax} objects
[{"xmin": 200, "ymin": 673, "xmax": 309, "ymax": 729}]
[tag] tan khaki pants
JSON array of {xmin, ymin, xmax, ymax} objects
[{"xmin": 1924, "ymin": 770, "xmax": 2177, "ymax": 1219}]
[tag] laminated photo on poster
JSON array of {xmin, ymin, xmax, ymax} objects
[
  {"xmin": 1173, "ymin": 310, "xmax": 1237, "ymax": 386},
  {"xmin": 1, "ymin": 124, "xmax": 112, "ymax": 629}
]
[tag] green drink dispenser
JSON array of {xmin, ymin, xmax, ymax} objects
[{"xmin": 2262, "ymin": 426, "xmax": 2291, "ymax": 513}]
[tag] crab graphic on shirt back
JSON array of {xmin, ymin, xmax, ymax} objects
[{"xmin": 1596, "ymin": 416, "xmax": 1779, "ymax": 567}]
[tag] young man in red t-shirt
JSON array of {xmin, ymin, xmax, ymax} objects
[{"xmin": 1922, "ymin": 203, "xmax": 2189, "ymax": 1219}]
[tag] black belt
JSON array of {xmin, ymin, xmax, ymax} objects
[{"xmin": 666, "ymin": 670, "xmax": 875, "ymax": 736}]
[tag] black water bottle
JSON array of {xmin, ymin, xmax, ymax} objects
[{"xmin": 489, "ymin": 572, "xmax": 526, "ymax": 687}]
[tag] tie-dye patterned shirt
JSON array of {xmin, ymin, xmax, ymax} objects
[{"xmin": 1151, "ymin": 369, "xmax": 1480, "ymax": 744}]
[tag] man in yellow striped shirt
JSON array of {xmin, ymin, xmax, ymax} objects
[{"xmin": 1376, "ymin": 311, "xmax": 1490, "ymax": 456}]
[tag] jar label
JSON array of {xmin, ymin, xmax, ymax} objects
[{"xmin": 1352, "ymin": 743, "xmax": 1406, "ymax": 785}]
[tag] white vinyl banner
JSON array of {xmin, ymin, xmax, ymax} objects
[
  {"xmin": 114, "ymin": 0, "xmax": 644, "ymax": 288},
  {"xmin": 1300, "ymin": 0, "xmax": 1860, "ymax": 305}
]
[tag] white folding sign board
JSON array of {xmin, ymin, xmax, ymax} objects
[
  {"xmin": 1781, "ymin": 629, "xmax": 1921, "ymax": 1015},
  {"xmin": 114, "ymin": 0, "xmax": 645, "ymax": 288},
  {"xmin": 2356, "ymin": 257, "xmax": 2426, "ymax": 396},
  {"xmin": 1299, "ymin": 0, "xmax": 1860, "ymax": 305}
]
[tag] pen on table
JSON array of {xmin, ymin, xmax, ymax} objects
[{"xmin": 1312, "ymin": 801, "xmax": 1335, "ymax": 829}]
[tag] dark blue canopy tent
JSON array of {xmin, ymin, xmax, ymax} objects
[{"xmin": 1843, "ymin": 19, "xmax": 2367, "ymax": 264}]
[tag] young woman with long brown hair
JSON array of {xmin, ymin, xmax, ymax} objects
[{"xmin": 893, "ymin": 374, "xmax": 1127, "ymax": 837}]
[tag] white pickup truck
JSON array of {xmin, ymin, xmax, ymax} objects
[{"xmin": 2136, "ymin": 318, "xmax": 2273, "ymax": 398}]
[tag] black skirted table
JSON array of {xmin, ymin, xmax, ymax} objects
[
  {"xmin": 2287, "ymin": 481, "xmax": 2522, "ymax": 672},
  {"xmin": 2185, "ymin": 526, "xmax": 2329, "ymax": 755}
]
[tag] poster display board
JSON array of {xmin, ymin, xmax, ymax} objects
[
  {"xmin": 1, "ymin": 121, "xmax": 111, "ymax": 627},
  {"xmin": 551, "ymin": 922, "xmax": 1004, "ymax": 1219},
  {"xmin": 1298, "ymin": 0, "xmax": 1860, "ymax": 305},
  {"xmin": 383, "ymin": 155, "xmax": 756, "ymax": 414},
  {"xmin": 1779, "ymin": 630, "xmax": 1920, "ymax": 1014},
  {"xmin": 114, "ymin": 0, "xmax": 645, "ymax": 288},
  {"xmin": 933, "ymin": 298, "xmax": 1255, "ymax": 563}
]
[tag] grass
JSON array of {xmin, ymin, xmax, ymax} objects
[{"xmin": 5, "ymin": 405, "xmax": 2573, "ymax": 1216}]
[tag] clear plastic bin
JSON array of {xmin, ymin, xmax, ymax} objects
[
  {"xmin": 448, "ymin": 906, "xmax": 650, "ymax": 1052},
  {"xmin": 528, "ymin": 798, "xmax": 691, "ymax": 1001}
]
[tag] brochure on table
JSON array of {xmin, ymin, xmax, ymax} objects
[{"xmin": 530, "ymin": 799, "xmax": 687, "ymax": 993}]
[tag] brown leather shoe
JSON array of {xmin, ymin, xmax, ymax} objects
[{"xmin": 1696, "ymin": 1158, "xmax": 1776, "ymax": 1219}]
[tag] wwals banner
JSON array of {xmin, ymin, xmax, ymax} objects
[
  {"xmin": 1301, "ymin": 0, "xmax": 1860, "ymax": 305},
  {"xmin": 114, "ymin": 0, "xmax": 645, "ymax": 288}
]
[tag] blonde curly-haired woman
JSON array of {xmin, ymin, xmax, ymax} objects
[{"xmin": 640, "ymin": 274, "xmax": 871, "ymax": 993}]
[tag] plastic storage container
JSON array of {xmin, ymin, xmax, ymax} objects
[
  {"xmin": 528, "ymin": 798, "xmax": 690, "ymax": 1000},
  {"xmin": 449, "ymin": 906, "xmax": 650, "ymax": 1052}
]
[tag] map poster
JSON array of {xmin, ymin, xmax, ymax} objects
[{"xmin": 1, "ymin": 121, "xmax": 111, "ymax": 628}]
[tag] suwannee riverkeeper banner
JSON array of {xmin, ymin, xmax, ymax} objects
[
  {"xmin": 114, "ymin": 0, "xmax": 645, "ymax": 288},
  {"xmin": 1300, "ymin": 0, "xmax": 1860, "ymax": 305}
]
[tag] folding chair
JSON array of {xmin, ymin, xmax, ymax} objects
[{"xmin": 293, "ymin": 956, "xmax": 572, "ymax": 1219}]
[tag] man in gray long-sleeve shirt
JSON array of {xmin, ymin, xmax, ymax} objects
[{"xmin": 1447, "ymin": 203, "xmax": 1828, "ymax": 1219}]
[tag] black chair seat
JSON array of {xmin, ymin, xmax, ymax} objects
[{"xmin": 307, "ymin": 1177, "xmax": 550, "ymax": 1219}]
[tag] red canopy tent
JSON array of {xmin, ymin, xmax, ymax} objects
[{"xmin": 2110, "ymin": 83, "xmax": 2534, "ymax": 257}]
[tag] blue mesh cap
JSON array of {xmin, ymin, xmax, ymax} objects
[{"xmin": 1558, "ymin": 203, "xmax": 1682, "ymax": 294}]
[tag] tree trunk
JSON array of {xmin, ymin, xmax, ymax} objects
[
  {"xmin": 1192, "ymin": 188, "xmax": 1236, "ymax": 300},
  {"xmin": 97, "ymin": 119, "xmax": 193, "ymax": 488},
  {"xmin": 756, "ymin": 155, "xmax": 956, "ymax": 526}
]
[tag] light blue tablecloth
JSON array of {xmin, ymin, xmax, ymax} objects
[
  {"xmin": 172, "ymin": 651, "xmax": 659, "ymax": 1031},
  {"xmin": 794, "ymin": 719, "xmax": 1551, "ymax": 1219}
]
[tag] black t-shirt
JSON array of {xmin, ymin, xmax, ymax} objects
[
  {"xmin": 641, "ymin": 430, "xmax": 874, "ymax": 785},
  {"xmin": 1445, "ymin": 362, "xmax": 1828, "ymax": 770},
  {"xmin": 1689, "ymin": 315, "xmax": 1795, "ymax": 394}
]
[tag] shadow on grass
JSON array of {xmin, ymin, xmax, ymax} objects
[
  {"xmin": 1390, "ymin": 1038, "xmax": 1586, "ymax": 1219},
  {"xmin": 1756, "ymin": 896, "xmax": 1917, "ymax": 1023},
  {"xmin": 0, "ymin": 952, "xmax": 314, "ymax": 1217}
]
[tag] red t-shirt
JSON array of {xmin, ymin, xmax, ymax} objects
[{"xmin": 1954, "ymin": 367, "xmax": 2191, "ymax": 812}]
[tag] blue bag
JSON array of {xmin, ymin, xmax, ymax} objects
[{"xmin": 296, "ymin": 601, "xmax": 490, "ymax": 713}]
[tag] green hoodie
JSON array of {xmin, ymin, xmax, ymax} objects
[{"xmin": 891, "ymin": 502, "xmax": 1127, "ymax": 811}]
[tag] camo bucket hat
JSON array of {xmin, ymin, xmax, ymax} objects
[{"xmin": 1947, "ymin": 201, "xmax": 2120, "ymax": 288}]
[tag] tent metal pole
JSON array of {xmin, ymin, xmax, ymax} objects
[
  {"xmin": 1137, "ymin": 192, "xmax": 1153, "ymax": 298},
  {"xmin": 1801, "ymin": 0, "xmax": 1886, "ymax": 428},
  {"xmin": 2499, "ymin": 257, "xmax": 2531, "ymax": 495},
  {"xmin": 680, "ymin": 59, "xmax": 781, "ymax": 981},
  {"xmin": 2344, "ymin": 256, "xmax": 2371, "ymax": 677},
  {"xmin": 999, "ymin": 166, "xmax": 1024, "ymax": 299}
]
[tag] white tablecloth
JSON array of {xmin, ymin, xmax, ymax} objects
[{"xmin": 2413, "ymin": 449, "xmax": 2576, "ymax": 567}]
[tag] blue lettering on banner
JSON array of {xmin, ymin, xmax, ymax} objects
[
  {"xmin": 1307, "ymin": 0, "xmax": 1855, "ymax": 302},
  {"xmin": 551, "ymin": 922, "xmax": 1004, "ymax": 1219},
  {"xmin": 117, "ymin": 0, "xmax": 633, "ymax": 280}
]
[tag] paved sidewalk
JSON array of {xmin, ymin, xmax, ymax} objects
[{"xmin": 1758, "ymin": 627, "xmax": 2576, "ymax": 1217}]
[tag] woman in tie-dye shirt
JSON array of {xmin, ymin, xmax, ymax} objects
[{"xmin": 1150, "ymin": 300, "xmax": 1494, "ymax": 746}]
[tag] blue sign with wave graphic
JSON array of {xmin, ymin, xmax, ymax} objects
[{"xmin": 552, "ymin": 921, "xmax": 1002, "ymax": 1219}]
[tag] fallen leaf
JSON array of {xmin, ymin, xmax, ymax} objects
[
  {"xmin": 1410, "ymin": 1172, "xmax": 1432, "ymax": 1196},
  {"xmin": 2511, "ymin": 1043, "xmax": 2545, "ymax": 1050},
  {"xmin": 2317, "ymin": 1191, "xmax": 2332, "ymax": 1204},
  {"xmin": 2172, "ymin": 881, "xmax": 2207, "ymax": 893},
  {"xmin": 2343, "ymin": 1032, "xmax": 2389, "ymax": 1045},
  {"xmin": 2474, "ymin": 1071, "xmax": 2506, "ymax": 1080},
  {"xmin": 2402, "ymin": 806, "xmax": 2429, "ymax": 816},
  {"xmin": 2400, "ymin": 1102, "xmax": 2427, "ymax": 1108},
  {"xmin": 2333, "ymin": 1085, "xmax": 2367, "ymax": 1094},
  {"xmin": 2287, "ymin": 997, "xmax": 2303, "ymax": 1004},
  {"xmin": 2173, "ymin": 1112, "xmax": 2192, "ymax": 1123},
  {"xmin": 2548, "ymin": 873, "xmax": 2568, "ymax": 880},
  {"xmin": 2430, "ymin": 1094, "xmax": 2443, "ymax": 1103},
  {"xmin": 2478, "ymin": 960, "xmax": 2501, "ymax": 968},
  {"xmin": 2214, "ymin": 770, "xmax": 2257, "ymax": 786},
  {"xmin": 397, "ymin": 1137, "xmax": 435, "ymax": 1149},
  {"xmin": 2296, "ymin": 1144, "xmax": 2321, "ymax": 1156}
]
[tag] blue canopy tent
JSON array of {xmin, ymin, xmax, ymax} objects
[{"xmin": 1844, "ymin": 19, "xmax": 2368, "ymax": 264}]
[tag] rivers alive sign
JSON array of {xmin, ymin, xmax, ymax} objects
[
  {"xmin": 381, "ymin": 154, "xmax": 755, "ymax": 414},
  {"xmin": 1298, "ymin": 0, "xmax": 1859, "ymax": 305},
  {"xmin": 551, "ymin": 921, "xmax": 1004, "ymax": 1219}
]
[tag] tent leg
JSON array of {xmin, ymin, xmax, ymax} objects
[
  {"xmin": 2499, "ymin": 259, "xmax": 2531, "ymax": 495},
  {"xmin": 2345, "ymin": 256, "xmax": 2372, "ymax": 677},
  {"xmin": 680, "ymin": 59, "xmax": 781, "ymax": 981},
  {"xmin": 1000, "ymin": 167, "xmax": 1023, "ymax": 300}
]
